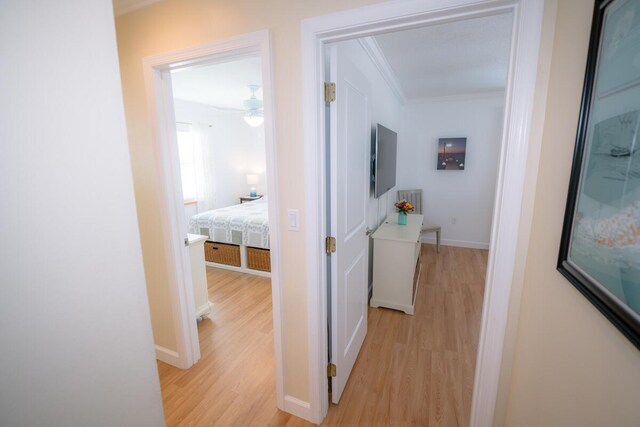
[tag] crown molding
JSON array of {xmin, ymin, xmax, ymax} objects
[
  {"xmin": 404, "ymin": 90, "xmax": 506, "ymax": 105},
  {"xmin": 358, "ymin": 37, "xmax": 407, "ymax": 105}
]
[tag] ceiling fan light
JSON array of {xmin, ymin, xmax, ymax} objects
[
  {"xmin": 244, "ymin": 110, "xmax": 264, "ymax": 127},
  {"xmin": 243, "ymin": 85, "xmax": 264, "ymax": 127}
]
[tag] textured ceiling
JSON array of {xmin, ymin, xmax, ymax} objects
[
  {"xmin": 373, "ymin": 13, "xmax": 513, "ymax": 99},
  {"xmin": 170, "ymin": 56, "xmax": 263, "ymax": 110}
]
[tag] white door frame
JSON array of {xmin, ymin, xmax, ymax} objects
[
  {"xmin": 142, "ymin": 30, "xmax": 285, "ymax": 408},
  {"xmin": 302, "ymin": 0, "xmax": 545, "ymax": 424}
]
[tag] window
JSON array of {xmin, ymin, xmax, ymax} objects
[{"xmin": 176, "ymin": 123, "xmax": 198, "ymax": 202}]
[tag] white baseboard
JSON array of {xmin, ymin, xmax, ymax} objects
[
  {"xmin": 283, "ymin": 395, "xmax": 312, "ymax": 422},
  {"xmin": 421, "ymin": 236, "xmax": 489, "ymax": 250},
  {"xmin": 155, "ymin": 344, "xmax": 181, "ymax": 367},
  {"xmin": 205, "ymin": 261, "xmax": 272, "ymax": 278}
]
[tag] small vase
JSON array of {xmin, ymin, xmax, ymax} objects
[{"xmin": 398, "ymin": 211, "xmax": 407, "ymax": 225}]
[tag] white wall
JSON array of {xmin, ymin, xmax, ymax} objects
[
  {"xmin": 0, "ymin": 1, "xmax": 164, "ymax": 426},
  {"xmin": 174, "ymin": 99, "xmax": 267, "ymax": 211},
  {"xmin": 335, "ymin": 40, "xmax": 504, "ymax": 251},
  {"xmin": 397, "ymin": 95, "xmax": 505, "ymax": 248}
]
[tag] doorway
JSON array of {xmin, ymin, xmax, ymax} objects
[
  {"xmin": 142, "ymin": 30, "xmax": 286, "ymax": 421},
  {"xmin": 323, "ymin": 13, "xmax": 511, "ymax": 422},
  {"xmin": 303, "ymin": 0, "xmax": 545, "ymax": 424}
]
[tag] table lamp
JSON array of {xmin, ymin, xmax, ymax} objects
[{"xmin": 247, "ymin": 174, "xmax": 258, "ymax": 197}]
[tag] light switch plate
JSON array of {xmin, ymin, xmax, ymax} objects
[{"xmin": 287, "ymin": 209, "xmax": 300, "ymax": 231}]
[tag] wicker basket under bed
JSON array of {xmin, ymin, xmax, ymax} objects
[
  {"xmin": 247, "ymin": 247, "xmax": 271, "ymax": 272},
  {"xmin": 204, "ymin": 242, "xmax": 241, "ymax": 266}
]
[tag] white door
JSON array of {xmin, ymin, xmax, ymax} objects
[{"xmin": 328, "ymin": 43, "xmax": 371, "ymax": 404}]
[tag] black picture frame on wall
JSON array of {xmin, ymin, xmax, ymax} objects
[{"xmin": 558, "ymin": 0, "xmax": 640, "ymax": 350}]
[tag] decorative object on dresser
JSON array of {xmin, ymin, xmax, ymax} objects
[
  {"xmin": 397, "ymin": 189, "xmax": 441, "ymax": 252},
  {"xmin": 437, "ymin": 137, "xmax": 466, "ymax": 170},
  {"xmin": 370, "ymin": 213, "xmax": 424, "ymax": 315},
  {"xmin": 394, "ymin": 199, "xmax": 415, "ymax": 225}
]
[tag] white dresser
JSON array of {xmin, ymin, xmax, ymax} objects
[
  {"xmin": 370, "ymin": 213, "xmax": 423, "ymax": 315},
  {"xmin": 188, "ymin": 234, "xmax": 213, "ymax": 320}
]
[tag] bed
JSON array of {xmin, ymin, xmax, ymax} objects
[{"xmin": 188, "ymin": 198, "xmax": 270, "ymax": 274}]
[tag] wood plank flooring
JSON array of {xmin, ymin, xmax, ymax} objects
[{"xmin": 157, "ymin": 244, "xmax": 487, "ymax": 426}]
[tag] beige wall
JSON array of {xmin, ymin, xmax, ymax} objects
[
  {"xmin": 504, "ymin": 0, "xmax": 640, "ymax": 425},
  {"xmin": 115, "ymin": 0, "xmax": 383, "ymax": 402}
]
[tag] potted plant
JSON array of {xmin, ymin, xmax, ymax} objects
[{"xmin": 394, "ymin": 200, "xmax": 414, "ymax": 225}]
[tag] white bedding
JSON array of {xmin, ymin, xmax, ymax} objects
[{"xmin": 188, "ymin": 199, "xmax": 270, "ymax": 249}]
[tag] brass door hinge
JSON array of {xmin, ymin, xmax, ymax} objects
[
  {"xmin": 327, "ymin": 363, "xmax": 337, "ymax": 377},
  {"xmin": 324, "ymin": 82, "xmax": 336, "ymax": 103},
  {"xmin": 325, "ymin": 236, "xmax": 336, "ymax": 254}
]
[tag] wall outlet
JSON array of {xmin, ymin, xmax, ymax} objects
[{"xmin": 451, "ymin": 217, "xmax": 457, "ymax": 225}]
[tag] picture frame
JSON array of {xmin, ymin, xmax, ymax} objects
[
  {"xmin": 437, "ymin": 137, "xmax": 466, "ymax": 170},
  {"xmin": 558, "ymin": 0, "xmax": 640, "ymax": 350}
]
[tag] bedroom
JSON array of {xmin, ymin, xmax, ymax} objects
[
  {"xmin": 152, "ymin": 51, "xmax": 278, "ymax": 418},
  {"xmin": 172, "ymin": 56, "xmax": 272, "ymax": 275}
]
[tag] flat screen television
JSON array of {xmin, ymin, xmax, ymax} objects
[{"xmin": 373, "ymin": 124, "xmax": 398, "ymax": 198}]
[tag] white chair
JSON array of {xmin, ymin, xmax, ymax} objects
[{"xmin": 397, "ymin": 189, "xmax": 441, "ymax": 253}]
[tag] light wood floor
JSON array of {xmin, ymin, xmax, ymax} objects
[{"xmin": 157, "ymin": 244, "xmax": 487, "ymax": 426}]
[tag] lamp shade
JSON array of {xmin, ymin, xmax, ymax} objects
[
  {"xmin": 244, "ymin": 110, "xmax": 264, "ymax": 127},
  {"xmin": 246, "ymin": 174, "xmax": 259, "ymax": 185}
]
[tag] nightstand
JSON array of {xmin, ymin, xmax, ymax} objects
[{"xmin": 240, "ymin": 195, "xmax": 263, "ymax": 204}]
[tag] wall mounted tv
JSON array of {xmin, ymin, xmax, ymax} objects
[{"xmin": 373, "ymin": 123, "xmax": 398, "ymax": 198}]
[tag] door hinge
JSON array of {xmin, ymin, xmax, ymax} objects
[
  {"xmin": 324, "ymin": 82, "xmax": 336, "ymax": 103},
  {"xmin": 327, "ymin": 363, "xmax": 337, "ymax": 377},
  {"xmin": 325, "ymin": 236, "xmax": 336, "ymax": 254},
  {"xmin": 184, "ymin": 237, "xmax": 189, "ymax": 247}
]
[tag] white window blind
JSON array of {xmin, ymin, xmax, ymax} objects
[{"xmin": 176, "ymin": 123, "xmax": 197, "ymax": 202}]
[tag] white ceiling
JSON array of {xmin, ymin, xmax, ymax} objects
[
  {"xmin": 373, "ymin": 13, "xmax": 513, "ymax": 99},
  {"xmin": 170, "ymin": 56, "xmax": 263, "ymax": 110}
]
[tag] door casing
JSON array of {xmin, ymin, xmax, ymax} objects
[
  {"xmin": 302, "ymin": 0, "xmax": 547, "ymax": 424},
  {"xmin": 142, "ymin": 30, "xmax": 285, "ymax": 409}
]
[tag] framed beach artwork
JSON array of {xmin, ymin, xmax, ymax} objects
[
  {"xmin": 558, "ymin": 0, "xmax": 640, "ymax": 349},
  {"xmin": 437, "ymin": 137, "xmax": 466, "ymax": 170}
]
